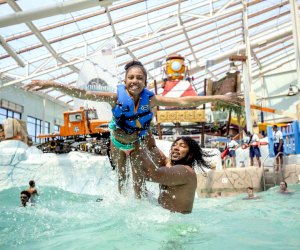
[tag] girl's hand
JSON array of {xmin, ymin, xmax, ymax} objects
[
  {"xmin": 23, "ymin": 80, "xmax": 57, "ymax": 92},
  {"xmin": 220, "ymin": 93, "xmax": 243, "ymax": 105}
]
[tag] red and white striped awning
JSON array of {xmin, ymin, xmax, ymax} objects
[{"xmin": 162, "ymin": 80, "xmax": 197, "ymax": 97}]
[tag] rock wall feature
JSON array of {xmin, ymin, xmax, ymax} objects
[
  {"xmin": 283, "ymin": 164, "xmax": 300, "ymax": 184},
  {"xmin": 197, "ymin": 167, "xmax": 263, "ymax": 197}
]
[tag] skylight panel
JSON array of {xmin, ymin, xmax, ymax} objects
[
  {"xmin": 114, "ymin": 15, "xmax": 148, "ymax": 31},
  {"xmin": 16, "ymin": 46, "xmax": 49, "ymax": 62},
  {"xmin": 131, "ymin": 42, "xmax": 163, "ymax": 55},
  {"xmin": 0, "ymin": 1, "xmax": 15, "ymax": 14},
  {"xmin": 75, "ymin": 13, "xmax": 109, "ymax": 30},
  {"xmin": 0, "ymin": 23, "xmax": 30, "ymax": 37},
  {"xmin": 136, "ymin": 50, "xmax": 164, "ymax": 65},
  {"xmin": 0, "ymin": 45, "xmax": 6, "ymax": 54},
  {"xmin": 165, "ymin": 46, "xmax": 190, "ymax": 58},
  {"xmin": 147, "ymin": 2, "xmax": 178, "ymax": 17},
  {"xmin": 0, "ymin": 57, "xmax": 17, "ymax": 71},
  {"xmin": 110, "ymin": 1, "xmax": 145, "ymax": 20},
  {"xmin": 17, "ymin": 0, "xmax": 56, "ymax": 10},
  {"xmin": 6, "ymin": 34, "xmax": 41, "ymax": 52}
]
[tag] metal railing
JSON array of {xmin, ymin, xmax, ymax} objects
[
  {"xmin": 272, "ymin": 152, "xmax": 284, "ymax": 186},
  {"xmin": 261, "ymin": 152, "xmax": 284, "ymax": 191},
  {"xmin": 261, "ymin": 153, "xmax": 270, "ymax": 191}
]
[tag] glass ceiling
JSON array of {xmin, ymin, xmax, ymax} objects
[{"xmin": 0, "ymin": 0, "xmax": 299, "ymax": 105}]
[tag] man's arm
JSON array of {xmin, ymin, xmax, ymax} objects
[
  {"xmin": 143, "ymin": 133, "xmax": 170, "ymax": 167},
  {"xmin": 133, "ymin": 150, "xmax": 191, "ymax": 186}
]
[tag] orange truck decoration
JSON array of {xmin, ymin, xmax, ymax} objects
[{"xmin": 37, "ymin": 107, "xmax": 110, "ymax": 154}]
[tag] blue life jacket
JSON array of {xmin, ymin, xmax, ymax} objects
[{"xmin": 112, "ymin": 85, "xmax": 154, "ymax": 137}]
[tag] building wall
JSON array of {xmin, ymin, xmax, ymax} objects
[
  {"xmin": 0, "ymin": 85, "xmax": 70, "ymax": 132},
  {"xmin": 252, "ymin": 68, "xmax": 299, "ymax": 123}
]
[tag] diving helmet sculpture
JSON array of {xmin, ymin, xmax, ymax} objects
[{"xmin": 161, "ymin": 54, "xmax": 197, "ymax": 97}]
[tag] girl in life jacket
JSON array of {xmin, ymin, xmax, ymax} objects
[{"xmin": 24, "ymin": 60, "xmax": 242, "ymax": 199}]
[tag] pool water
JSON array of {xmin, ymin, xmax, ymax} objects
[{"xmin": 0, "ymin": 183, "xmax": 299, "ymax": 250}]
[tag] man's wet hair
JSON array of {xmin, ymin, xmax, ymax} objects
[
  {"xmin": 29, "ymin": 180, "xmax": 35, "ymax": 187},
  {"xmin": 124, "ymin": 60, "xmax": 147, "ymax": 85},
  {"xmin": 170, "ymin": 136, "xmax": 212, "ymax": 169},
  {"xmin": 247, "ymin": 187, "xmax": 253, "ymax": 190},
  {"xmin": 21, "ymin": 190, "xmax": 31, "ymax": 199}
]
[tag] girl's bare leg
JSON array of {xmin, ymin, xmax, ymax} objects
[
  {"xmin": 129, "ymin": 153, "xmax": 147, "ymax": 199},
  {"xmin": 111, "ymin": 142, "xmax": 128, "ymax": 195}
]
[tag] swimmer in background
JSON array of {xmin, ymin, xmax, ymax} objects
[
  {"xmin": 27, "ymin": 180, "xmax": 38, "ymax": 203},
  {"xmin": 20, "ymin": 190, "xmax": 31, "ymax": 207},
  {"xmin": 24, "ymin": 61, "xmax": 242, "ymax": 199},
  {"xmin": 243, "ymin": 187, "xmax": 260, "ymax": 200},
  {"xmin": 278, "ymin": 181, "xmax": 293, "ymax": 194}
]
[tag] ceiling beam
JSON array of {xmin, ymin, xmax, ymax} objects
[
  {"xmin": 7, "ymin": 0, "xmax": 79, "ymax": 75},
  {"xmin": 105, "ymin": 6, "xmax": 154, "ymax": 80},
  {"xmin": 189, "ymin": 27, "xmax": 292, "ymax": 75},
  {"xmin": 0, "ymin": 34, "xmax": 25, "ymax": 67},
  {"xmin": 5, "ymin": 0, "xmax": 144, "ymax": 42},
  {"xmin": 0, "ymin": 0, "xmax": 119, "ymax": 28},
  {"xmin": 0, "ymin": 0, "xmax": 183, "ymax": 60}
]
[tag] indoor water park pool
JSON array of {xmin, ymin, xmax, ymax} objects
[{"xmin": 0, "ymin": 184, "xmax": 299, "ymax": 250}]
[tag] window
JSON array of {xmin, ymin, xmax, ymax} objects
[
  {"xmin": 54, "ymin": 125, "xmax": 60, "ymax": 133},
  {"xmin": 69, "ymin": 113, "xmax": 82, "ymax": 122},
  {"xmin": 27, "ymin": 116, "xmax": 50, "ymax": 143},
  {"xmin": 0, "ymin": 107, "xmax": 22, "ymax": 124}
]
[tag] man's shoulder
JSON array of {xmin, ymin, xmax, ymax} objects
[{"xmin": 172, "ymin": 164, "xmax": 196, "ymax": 175}]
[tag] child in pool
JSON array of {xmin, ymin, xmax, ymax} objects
[{"xmin": 24, "ymin": 60, "xmax": 241, "ymax": 198}]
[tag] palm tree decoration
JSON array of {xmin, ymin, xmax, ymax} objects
[{"xmin": 214, "ymin": 101, "xmax": 245, "ymax": 143}]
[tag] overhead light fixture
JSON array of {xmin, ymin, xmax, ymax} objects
[
  {"xmin": 228, "ymin": 62, "xmax": 238, "ymax": 74},
  {"xmin": 287, "ymin": 84, "xmax": 300, "ymax": 96}
]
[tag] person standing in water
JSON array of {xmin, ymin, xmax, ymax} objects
[
  {"xmin": 24, "ymin": 61, "xmax": 241, "ymax": 199},
  {"xmin": 27, "ymin": 180, "xmax": 38, "ymax": 203}
]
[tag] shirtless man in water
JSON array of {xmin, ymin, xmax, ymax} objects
[{"xmin": 134, "ymin": 136, "xmax": 211, "ymax": 214}]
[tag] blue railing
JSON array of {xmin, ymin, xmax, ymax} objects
[{"xmin": 267, "ymin": 121, "xmax": 300, "ymax": 157}]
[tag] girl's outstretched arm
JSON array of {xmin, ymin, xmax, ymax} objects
[{"xmin": 23, "ymin": 80, "xmax": 117, "ymax": 107}]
